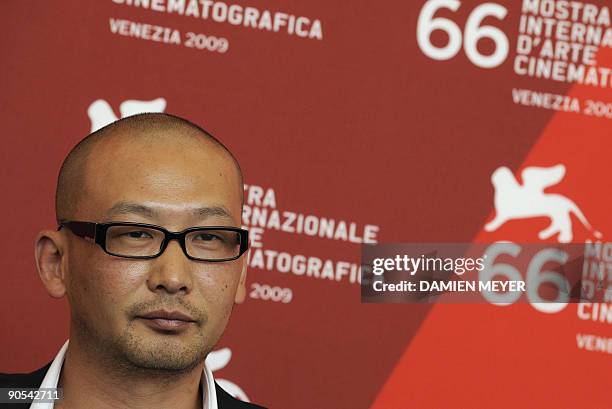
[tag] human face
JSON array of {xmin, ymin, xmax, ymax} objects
[{"xmin": 61, "ymin": 134, "xmax": 246, "ymax": 372}]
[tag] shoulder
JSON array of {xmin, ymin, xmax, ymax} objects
[
  {"xmin": 215, "ymin": 382, "xmax": 268, "ymax": 409},
  {"xmin": 1, "ymin": 366, "xmax": 269, "ymax": 408},
  {"xmin": 0, "ymin": 363, "xmax": 52, "ymax": 408},
  {"xmin": 0, "ymin": 362, "xmax": 51, "ymax": 388}
]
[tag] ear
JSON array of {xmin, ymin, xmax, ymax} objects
[
  {"xmin": 35, "ymin": 229, "xmax": 67, "ymax": 298},
  {"xmin": 233, "ymin": 252, "xmax": 248, "ymax": 304}
]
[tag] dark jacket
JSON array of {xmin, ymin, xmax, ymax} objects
[{"xmin": 0, "ymin": 363, "xmax": 267, "ymax": 409}]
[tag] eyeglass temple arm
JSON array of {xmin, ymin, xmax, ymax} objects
[{"xmin": 57, "ymin": 222, "xmax": 96, "ymax": 240}]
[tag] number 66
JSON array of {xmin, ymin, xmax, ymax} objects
[{"xmin": 417, "ymin": 0, "xmax": 509, "ymax": 68}]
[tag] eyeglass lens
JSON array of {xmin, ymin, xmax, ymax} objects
[{"xmin": 105, "ymin": 225, "xmax": 241, "ymax": 259}]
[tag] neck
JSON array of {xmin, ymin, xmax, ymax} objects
[{"xmin": 55, "ymin": 337, "xmax": 204, "ymax": 409}]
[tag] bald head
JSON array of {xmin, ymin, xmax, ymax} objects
[{"xmin": 55, "ymin": 113, "xmax": 244, "ymax": 224}]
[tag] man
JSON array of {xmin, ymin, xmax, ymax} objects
[{"xmin": 0, "ymin": 113, "xmax": 267, "ymax": 409}]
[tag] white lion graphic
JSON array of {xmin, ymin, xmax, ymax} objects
[
  {"xmin": 485, "ymin": 164, "xmax": 601, "ymax": 243},
  {"xmin": 87, "ymin": 97, "xmax": 167, "ymax": 132}
]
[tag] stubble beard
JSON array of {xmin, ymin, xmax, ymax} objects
[
  {"xmin": 115, "ymin": 320, "xmax": 209, "ymax": 373},
  {"xmin": 72, "ymin": 302, "xmax": 212, "ymax": 377}
]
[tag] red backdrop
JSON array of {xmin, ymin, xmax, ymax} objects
[{"xmin": 1, "ymin": 1, "xmax": 610, "ymax": 408}]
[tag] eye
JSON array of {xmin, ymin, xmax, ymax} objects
[
  {"xmin": 121, "ymin": 230, "xmax": 154, "ymax": 239},
  {"xmin": 194, "ymin": 233, "xmax": 221, "ymax": 242}
]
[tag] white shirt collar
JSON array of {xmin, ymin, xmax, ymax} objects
[{"xmin": 30, "ymin": 340, "xmax": 217, "ymax": 409}]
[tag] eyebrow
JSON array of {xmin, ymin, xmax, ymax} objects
[{"xmin": 105, "ymin": 201, "xmax": 234, "ymax": 221}]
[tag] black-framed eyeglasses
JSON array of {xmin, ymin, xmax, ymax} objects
[{"xmin": 57, "ymin": 221, "xmax": 249, "ymax": 262}]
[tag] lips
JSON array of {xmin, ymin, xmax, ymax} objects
[{"xmin": 136, "ymin": 310, "xmax": 197, "ymax": 332}]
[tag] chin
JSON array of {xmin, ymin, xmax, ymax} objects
[{"xmin": 118, "ymin": 327, "xmax": 208, "ymax": 372}]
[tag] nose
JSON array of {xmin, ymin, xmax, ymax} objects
[{"xmin": 146, "ymin": 239, "xmax": 193, "ymax": 294}]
